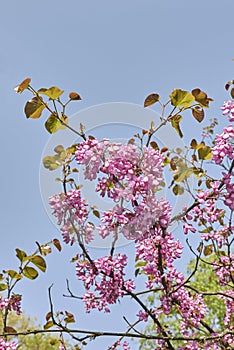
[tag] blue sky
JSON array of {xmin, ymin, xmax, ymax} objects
[{"xmin": 1, "ymin": 1, "xmax": 234, "ymax": 348}]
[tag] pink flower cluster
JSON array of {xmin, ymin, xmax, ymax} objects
[
  {"xmin": 201, "ymin": 226, "xmax": 233, "ymax": 247},
  {"xmin": 99, "ymin": 197, "xmax": 171, "ymax": 240},
  {"xmin": 184, "ymin": 191, "xmax": 225, "ymax": 236},
  {"xmin": 76, "ymin": 138, "xmax": 164, "ymax": 204},
  {"xmin": 49, "ymin": 189, "xmax": 93, "ymax": 245},
  {"xmin": 211, "ymin": 125, "xmax": 234, "ymax": 164},
  {"xmin": 220, "ymin": 290, "xmax": 234, "ymax": 327},
  {"xmin": 213, "ymin": 254, "xmax": 234, "ymax": 286},
  {"xmin": 76, "ymin": 254, "xmax": 135, "ymax": 313},
  {"xmin": 75, "ymin": 138, "xmax": 107, "ymax": 180},
  {"xmin": 221, "ymin": 100, "xmax": 234, "ymax": 122},
  {"xmin": 0, "ymin": 339, "xmax": 18, "ymax": 350},
  {"xmin": 0, "ymin": 294, "xmax": 21, "ymax": 315},
  {"xmin": 222, "ymin": 172, "xmax": 234, "ymax": 211}
]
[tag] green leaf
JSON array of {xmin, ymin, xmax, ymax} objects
[
  {"xmin": 45, "ymin": 114, "xmax": 68, "ymax": 134},
  {"xmin": 172, "ymin": 184, "xmax": 184, "ymax": 195},
  {"xmin": 198, "ymin": 146, "xmax": 212, "ymax": 160},
  {"xmin": 31, "ymin": 255, "xmax": 47, "ymax": 272},
  {"xmin": 16, "ymin": 248, "xmax": 27, "ymax": 262},
  {"xmin": 170, "ymin": 115, "xmax": 183, "ymax": 138},
  {"xmin": 66, "ymin": 143, "xmax": 79, "ymax": 155},
  {"xmin": 23, "ymin": 266, "xmax": 38, "ymax": 280},
  {"xmin": 38, "ymin": 86, "xmax": 64, "ymax": 100},
  {"xmin": 53, "ymin": 239, "xmax": 62, "ymax": 252},
  {"xmin": 191, "ymin": 88, "xmax": 213, "ymax": 108},
  {"xmin": 144, "ymin": 93, "xmax": 160, "ymax": 107},
  {"xmin": 44, "ymin": 320, "xmax": 54, "ymax": 330},
  {"xmin": 0, "ymin": 284, "xmax": 8, "ymax": 291},
  {"xmin": 173, "ymin": 161, "xmax": 193, "ymax": 182},
  {"xmin": 14, "ymin": 78, "xmax": 31, "ymax": 93},
  {"xmin": 6, "ymin": 270, "xmax": 22, "ymax": 280},
  {"xmin": 24, "ymin": 96, "xmax": 45, "ymax": 119},
  {"xmin": 135, "ymin": 261, "xmax": 147, "ymax": 268},
  {"xmin": 170, "ymin": 89, "xmax": 195, "ymax": 107},
  {"xmin": 43, "ymin": 155, "xmax": 64, "ymax": 171},
  {"xmin": 192, "ymin": 106, "xmax": 205, "ymax": 122}
]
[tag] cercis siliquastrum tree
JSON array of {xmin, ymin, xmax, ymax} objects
[{"xmin": 0, "ymin": 77, "xmax": 233, "ymax": 350}]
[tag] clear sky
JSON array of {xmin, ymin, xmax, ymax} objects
[{"xmin": 1, "ymin": 1, "xmax": 234, "ymax": 349}]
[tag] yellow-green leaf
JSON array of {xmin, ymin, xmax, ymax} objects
[
  {"xmin": 14, "ymin": 78, "xmax": 31, "ymax": 93},
  {"xmin": 16, "ymin": 248, "xmax": 27, "ymax": 262},
  {"xmin": 144, "ymin": 93, "xmax": 160, "ymax": 107},
  {"xmin": 170, "ymin": 89, "xmax": 195, "ymax": 108},
  {"xmin": 6, "ymin": 270, "xmax": 22, "ymax": 280},
  {"xmin": 24, "ymin": 96, "xmax": 45, "ymax": 119},
  {"xmin": 198, "ymin": 146, "xmax": 212, "ymax": 160},
  {"xmin": 173, "ymin": 161, "xmax": 193, "ymax": 182},
  {"xmin": 44, "ymin": 320, "xmax": 54, "ymax": 330},
  {"xmin": 66, "ymin": 143, "xmax": 79, "ymax": 155},
  {"xmin": 38, "ymin": 86, "xmax": 64, "ymax": 100},
  {"xmin": 172, "ymin": 184, "xmax": 184, "ymax": 195},
  {"xmin": 23, "ymin": 266, "xmax": 38, "ymax": 280},
  {"xmin": 31, "ymin": 255, "xmax": 47, "ymax": 272},
  {"xmin": 43, "ymin": 155, "xmax": 64, "ymax": 171},
  {"xmin": 170, "ymin": 115, "xmax": 183, "ymax": 138},
  {"xmin": 45, "ymin": 114, "xmax": 68, "ymax": 134},
  {"xmin": 0, "ymin": 284, "xmax": 8, "ymax": 291}
]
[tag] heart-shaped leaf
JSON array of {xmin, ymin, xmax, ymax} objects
[
  {"xmin": 38, "ymin": 86, "xmax": 64, "ymax": 100},
  {"xmin": 45, "ymin": 114, "xmax": 68, "ymax": 134},
  {"xmin": 24, "ymin": 96, "xmax": 45, "ymax": 119},
  {"xmin": 170, "ymin": 89, "xmax": 195, "ymax": 108}
]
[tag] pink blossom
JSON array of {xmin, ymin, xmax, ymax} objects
[
  {"xmin": 183, "ymin": 221, "xmax": 196, "ymax": 234},
  {"xmin": 221, "ymin": 100, "xmax": 234, "ymax": 122},
  {"xmin": 0, "ymin": 339, "xmax": 18, "ymax": 350},
  {"xmin": 76, "ymin": 254, "xmax": 135, "ymax": 313},
  {"xmin": 49, "ymin": 189, "xmax": 90, "ymax": 245},
  {"xmin": 212, "ymin": 125, "xmax": 234, "ymax": 164}
]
